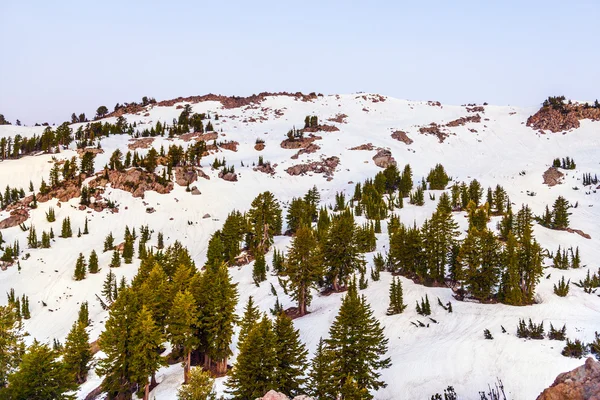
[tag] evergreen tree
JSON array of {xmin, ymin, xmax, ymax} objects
[
  {"xmin": 324, "ymin": 280, "xmax": 391, "ymax": 399},
  {"xmin": 498, "ymin": 233, "xmax": 523, "ymax": 305},
  {"xmin": 101, "ymin": 270, "xmax": 117, "ymax": 304},
  {"xmin": 60, "ymin": 217, "xmax": 72, "ymax": 238},
  {"xmin": 122, "ymin": 236, "xmax": 134, "ymax": 264},
  {"xmin": 238, "ymin": 296, "xmax": 260, "ymax": 346},
  {"xmin": 104, "ymin": 232, "xmax": 114, "ymax": 251},
  {"xmin": 226, "ymin": 316, "xmax": 278, "ymax": 400},
  {"xmin": 308, "ymin": 338, "xmax": 334, "ymax": 400},
  {"xmin": 247, "ymin": 191, "xmax": 282, "ymax": 254},
  {"xmin": 552, "ymin": 196, "xmax": 570, "ymax": 229},
  {"xmin": 73, "ymin": 253, "xmax": 87, "ymax": 281},
  {"xmin": 63, "ymin": 321, "xmax": 92, "ymax": 384},
  {"xmin": 78, "ymin": 301, "xmax": 90, "ymax": 327},
  {"xmin": 252, "ymin": 251, "xmax": 267, "ymax": 286},
  {"xmin": 88, "ymin": 250, "xmax": 99, "ymax": 274},
  {"xmin": 109, "ymin": 250, "xmax": 121, "ymax": 268},
  {"xmin": 323, "ymin": 211, "xmax": 365, "ymax": 291},
  {"xmin": 386, "ymin": 277, "xmax": 407, "ymax": 315},
  {"xmin": 0, "ymin": 305, "xmax": 25, "ymax": 387},
  {"xmin": 177, "ymin": 367, "xmax": 217, "ymax": 400},
  {"xmin": 195, "ymin": 262, "xmax": 238, "ymax": 375},
  {"xmin": 273, "ymin": 312, "xmax": 309, "ymax": 396},
  {"xmin": 6, "ymin": 341, "xmax": 76, "ymax": 400},
  {"xmin": 283, "ymin": 225, "xmax": 322, "ymax": 316},
  {"xmin": 130, "ymin": 306, "xmax": 165, "ymax": 400},
  {"xmin": 167, "ymin": 290, "xmax": 199, "ymax": 383}
]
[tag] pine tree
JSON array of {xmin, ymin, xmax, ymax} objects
[
  {"xmin": 60, "ymin": 217, "xmax": 72, "ymax": 238},
  {"xmin": 140, "ymin": 264, "xmax": 171, "ymax": 332},
  {"xmin": 157, "ymin": 232, "xmax": 164, "ymax": 249},
  {"xmin": 252, "ymin": 251, "xmax": 267, "ymax": 286},
  {"xmin": 27, "ymin": 225, "xmax": 38, "ymax": 248},
  {"xmin": 552, "ymin": 196, "xmax": 570, "ymax": 229},
  {"xmin": 323, "ymin": 211, "xmax": 365, "ymax": 291},
  {"xmin": 325, "ymin": 280, "xmax": 391, "ymax": 399},
  {"xmin": 0, "ymin": 305, "xmax": 25, "ymax": 387},
  {"xmin": 238, "ymin": 296, "xmax": 260, "ymax": 346},
  {"xmin": 103, "ymin": 232, "xmax": 114, "ymax": 251},
  {"xmin": 499, "ymin": 233, "xmax": 523, "ymax": 305},
  {"xmin": 247, "ymin": 191, "xmax": 282, "ymax": 254},
  {"xmin": 167, "ymin": 290, "xmax": 199, "ymax": 383},
  {"xmin": 101, "ymin": 270, "xmax": 117, "ymax": 304},
  {"xmin": 130, "ymin": 306, "xmax": 165, "ymax": 400},
  {"xmin": 177, "ymin": 367, "xmax": 217, "ymax": 400},
  {"xmin": 74, "ymin": 253, "xmax": 87, "ymax": 281},
  {"xmin": 109, "ymin": 250, "xmax": 121, "ymax": 268},
  {"xmin": 273, "ymin": 312, "xmax": 309, "ymax": 396},
  {"xmin": 78, "ymin": 301, "xmax": 90, "ymax": 327},
  {"xmin": 63, "ymin": 321, "xmax": 92, "ymax": 384},
  {"xmin": 386, "ymin": 277, "xmax": 407, "ymax": 315},
  {"xmin": 308, "ymin": 338, "xmax": 334, "ymax": 400},
  {"xmin": 88, "ymin": 250, "xmax": 99, "ymax": 274},
  {"xmin": 195, "ymin": 262, "xmax": 238, "ymax": 375},
  {"xmin": 284, "ymin": 225, "xmax": 322, "ymax": 316},
  {"xmin": 83, "ymin": 217, "xmax": 89, "ymax": 235},
  {"xmin": 226, "ymin": 316, "xmax": 278, "ymax": 400},
  {"xmin": 122, "ymin": 236, "xmax": 134, "ymax": 264},
  {"xmin": 6, "ymin": 341, "xmax": 76, "ymax": 400}
]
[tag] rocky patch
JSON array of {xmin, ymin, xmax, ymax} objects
[
  {"xmin": 291, "ymin": 143, "xmax": 320, "ymax": 159},
  {"xmin": 157, "ymin": 92, "xmax": 319, "ymax": 110},
  {"xmin": 88, "ymin": 168, "xmax": 173, "ymax": 198},
  {"xmin": 286, "ymin": 156, "xmax": 339, "ymax": 178},
  {"xmin": 219, "ymin": 140, "xmax": 239, "ymax": 152},
  {"xmin": 527, "ymin": 103, "xmax": 600, "ymax": 133},
  {"xmin": 254, "ymin": 142, "xmax": 265, "ymax": 151},
  {"xmin": 76, "ymin": 148, "xmax": 104, "ymax": 157},
  {"xmin": 178, "ymin": 132, "xmax": 219, "ymax": 142},
  {"xmin": 0, "ymin": 209, "xmax": 29, "ymax": 229},
  {"xmin": 127, "ymin": 137, "xmax": 155, "ymax": 150},
  {"xmin": 543, "ymin": 167, "xmax": 564, "ymax": 187},
  {"xmin": 219, "ymin": 171, "xmax": 238, "ymax": 182},
  {"xmin": 254, "ymin": 163, "xmax": 276, "ymax": 175},
  {"xmin": 372, "ymin": 149, "xmax": 396, "ymax": 168},
  {"xmin": 327, "ymin": 113, "xmax": 348, "ymax": 124},
  {"xmin": 349, "ymin": 143, "xmax": 375, "ymax": 151},
  {"xmin": 536, "ymin": 357, "xmax": 600, "ymax": 400},
  {"xmin": 174, "ymin": 166, "xmax": 198, "ymax": 186},
  {"xmin": 280, "ymin": 135, "xmax": 321, "ymax": 150},
  {"xmin": 391, "ymin": 130, "xmax": 413, "ymax": 145}
]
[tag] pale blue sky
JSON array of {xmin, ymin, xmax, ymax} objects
[{"xmin": 1, "ymin": 0, "xmax": 599, "ymax": 125}]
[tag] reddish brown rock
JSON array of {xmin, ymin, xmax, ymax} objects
[
  {"xmin": 446, "ymin": 114, "xmax": 481, "ymax": 127},
  {"xmin": 536, "ymin": 357, "xmax": 600, "ymax": 400},
  {"xmin": 37, "ymin": 180, "xmax": 82, "ymax": 203},
  {"xmin": 178, "ymin": 132, "xmax": 219, "ymax": 142},
  {"xmin": 349, "ymin": 143, "xmax": 375, "ymax": 151},
  {"xmin": 280, "ymin": 135, "xmax": 321, "ymax": 150},
  {"xmin": 254, "ymin": 142, "xmax": 265, "ymax": 151},
  {"xmin": 127, "ymin": 137, "xmax": 155, "ymax": 150},
  {"xmin": 566, "ymin": 228, "xmax": 592, "ymax": 239},
  {"xmin": 88, "ymin": 168, "xmax": 173, "ymax": 198},
  {"xmin": 76, "ymin": 148, "xmax": 104, "ymax": 157},
  {"xmin": 286, "ymin": 156, "xmax": 339, "ymax": 177},
  {"xmin": 219, "ymin": 140, "xmax": 239, "ymax": 152},
  {"xmin": 327, "ymin": 113, "xmax": 348, "ymax": 124},
  {"xmin": 0, "ymin": 209, "xmax": 29, "ymax": 229},
  {"xmin": 219, "ymin": 171, "xmax": 238, "ymax": 182},
  {"xmin": 543, "ymin": 167, "xmax": 564, "ymax": 187},
  {"xmin": 391, "ymin": 130, "xmax": 413, "ymax": 145},
  {"xmin": 291, "ymin": 143, "xmax": 320, "ymax": 159},
  {"xmin": 175, "ymin": 166, "xmax": 198, "ymax": 186},
  {"xmin": 372, "ymin": 149, "xmax": 396, "ymax": 168},
  {"xmin": 254, "ymin": 163, "xmax": 276, "ymax": 175},
  {"xmin": 157, "ymin": 92, "xmax": 318, "ymax": 110},
  {"xmin": 419, "ymin": 123, "xmax": 449, "ymax": 142},
  {"xmin": 527, "ymin": 103, "xmax": 600, "ymax": 133}
]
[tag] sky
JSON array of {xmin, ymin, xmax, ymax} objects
[{"xmin": 1, "ymin": 0, "xmax": 599, "ymax": 125}]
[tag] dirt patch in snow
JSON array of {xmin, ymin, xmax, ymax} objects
[
  {"xmin": 327, "ymin": 113, "xmax": 348, "ymax": 124},
  {"xmin": 127, "ymin": 137, "xmax": 155, "ymax": 150},
  {"xmin": 350, "ymin": 143, "xmax": 375, "ymax": 151},
  {"xmin": 291, "ymin": 143, "xmax": 320, "ymax": 159}
]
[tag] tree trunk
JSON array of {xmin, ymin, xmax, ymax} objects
[
  {"xmin": 151, "ymin": 372, "xmax": 157, "ymax": 387},
  {"xmin": 204, "ymin": 354, "xmax": 211, "ymax": 370},
  {"xmin": 216, "ymin": 357, "xmax": 227, "ymax": 376},
  {"xmin": 184, "ymin": 350, "xmax": 191, "ymax": 384},
  {"xmin": 299, "ymin": 288, "xmax": 306, "ymax": 316},
  {"xmin": 143, "ymin": 383, "xmax": 149, "ymax": 400}
]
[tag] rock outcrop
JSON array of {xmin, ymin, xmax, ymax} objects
[
  {"xmin": 286, "ymin": 156, "xmax": 339, "ymax": 178},
  {"xmin": 536, "ymin": 357, "xmax": 600, "ymax": 400},
  {"xmin": 0, "ymin": 209, "xmax": 29, "ymax": 229},
  {"xmin": 391, "ymin": 130, "xmax": 413, "ymax": 145},
  {"xmin": 127, "ymin": 137, "xmax": 155, "ymax": 150},
  {"xmin": 88, "ymin": 169, "xmax": 173, "ymax": 198},
  {"xmin": 157, "ymin": 92, "xmax": 319, "ymax": 110},
  {"xmin": 175, "ymin": 167, "xmax": 198, "ymax": 186},
  {"xmin": 527, "ymin": 103, "xmax": 600, "ymax": 133},
  {"xmin": 372, "ymin": 149, "xmax": 396, "ymax": 168},
  {"xmin": 543, "ymin": 167, "xmax": 564, "ymax": 187},
  {"xmin": 255, "ymin": 390, "xmax": 314, "ymax": 400},
  {"xmin": 280, "ymin": 135, "xmax": 321, "ymax": 150},
  {"xmin": 219, "ymin": 171, "xmax": 238, "ymax": 182},
  {"xmin": 349, "ymin": 143, "xmax": 375, "ymax": 151}
]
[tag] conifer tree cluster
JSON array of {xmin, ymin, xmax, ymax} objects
[
  {"xmin": 552, "ymin": 157, "xmax": 576, "ymax": 170},
  {"xmin": 552, "ymin": 246, "xmax": 581, "ymax": 269},
  {"xmin": 537, "ymin": 196, "xmax": 570, "ymax": 230}
]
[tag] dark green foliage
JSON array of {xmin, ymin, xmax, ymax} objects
[
  {"xmin": 409, "ymin": 186, "xmax": 425, "ymax": 206},
  {"xmin": 74, "ymin": 253, "xmax": 86, "ymax": 281},
  {"xmin": 60, "ymin": 217, "xmax": 72, "ymax": 238},
  {"xmin": 562, "ymin": 339, "xmax": 586, "ymax": 358},
  {"xmin": 355, "ymin": 222, "xmax": 376, "ymax": 253},
  {"xmin": 323, "ymin": 280, "xmax": 391, "ymax": 399},
  {"xmin": 87, "ymin": 250, "xmax": 99, "ymax": 274},
  {"xmin": 386, "ymin": 277, "xmax": 406, "ymax": 315},
  {"xmin": 5, "ymin": 341, "xmax": 76, "ymax": 400},
  {"xmin": 109, "ymin": 250, "xmax": 121, "ymax": 269},
  {"xmin": 427, "ymin": 164, "xmax": 450, "ymax": 190},
  {"xmin": 307, "ymin": 338, "xmax": 334, "ymax": 400},
  {"xmin": 177, "ymin": 367, "xmax": 217, "ymax": 400},
  {"xmin": 554, "ymin": 276, "xmax": 570, "ymax": 297},
  {"xmin": 484, "ymin": 329, "xmax": 493, "ymax": 340},
  {"xmin": 63, "ymin": 321, "xmax": 92, "ymax": 384},
  {"xmin": 552, "ymin": 196, "xmax": 570, "ymax": 229},
  {"xmin": 103, "ymin": 232, "xmax": 114, "ymax": 251},
  {"xmin": 238, "ymin": 296, "xmax": 260, "ymax": 347},
  {"xmin": 516, "ymin": 318, "xmax": 544, "ymax": 339},
  {"xmin": 590, "ymin": 332, "xmax": 600, "ymax": 360},
  {"xmin": 272, "ymin": 248, "xmax": 285, "ymax": 275},
  {"xmin": 247, "ymin": 191, "xmax": 282, "ymax": 254},
  {"xmin": 273, "ymin": 312, "xmax": 309, "ymax": 396},
  {"xmin": 78, "ymin": 302, "xmax": 89, "ymax": 327},
  {"xmin": 45, "ymin": 207, "xmax": 56, "ymax": 222},
  {"xmin": 252, "ymin": 252, "xmax": 267, "ymax": 286},
  {"xmin": 574, "ymin": 268, "xmax": 600, "ymax": 293},
  {"xmin": 548, "ymin": 324, "xmax": 567, "ymax": 341},
  {"xmin": 416, "ymin": 295, "xmax": 431, "ymax": 316}
]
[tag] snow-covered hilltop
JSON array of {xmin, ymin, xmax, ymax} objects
[{"xmin": 0, "ymin": 93, "xmax": 599, "ymax": 400}]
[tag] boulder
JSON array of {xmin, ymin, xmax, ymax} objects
[
  {"xmin": 372, "ymin": 149, "xmax": 396, "ymax": 168},
  {"xmin": 391, "ymin": 130, "xmax": 413, "ymax": 145},
  {"xmin": 543, "ymin": 167, "xmax": 564, "ymax": 187},
  {"xmin": 191, "ymin": 186, "xmax": 201, "ymax": 195},
  {"xmin": 536, "ymin": 357, "xmax": 600, "ymax": 400}
]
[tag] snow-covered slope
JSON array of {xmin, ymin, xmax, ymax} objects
[{"xmin": 1, "ymin": 93, "xmax": 599, "ymax": 400}]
